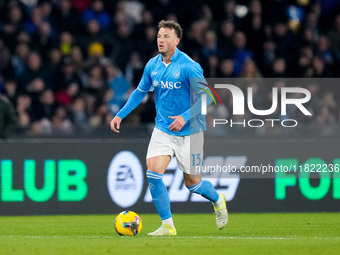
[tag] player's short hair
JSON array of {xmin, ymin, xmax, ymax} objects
[{"xmin": 158, "ymin": 20, "xmax": 183, "ymax": 39}]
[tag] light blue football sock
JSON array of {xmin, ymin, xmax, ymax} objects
[
  {"xmin": 187, "ymin": 180, "xmax": 219, "ymax": 203},
  {"xmin": 147, "ymin": 170, "xmax": 172, "ymax": 220}
]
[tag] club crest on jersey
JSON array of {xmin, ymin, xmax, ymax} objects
[
  {"xmin": 153, "ymin": 80, "xmax": 160, "ymax": 87},
  {"xmin": 173, "ymin": 71, "xmax": 180, "ymax": 79}
]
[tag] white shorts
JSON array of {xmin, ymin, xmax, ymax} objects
[{"xmin": 146, "ymin": 128, "xmax": 204, "ymax": 174}]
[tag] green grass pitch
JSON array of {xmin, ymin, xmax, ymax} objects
[{"xmin": 0, "ymin": 213, "xmax": 339, "ymax": 255}]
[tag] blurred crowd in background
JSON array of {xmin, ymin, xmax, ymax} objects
[{"xmin": 0, "ymin": 0, "xmax": 340, "ymax": 137}]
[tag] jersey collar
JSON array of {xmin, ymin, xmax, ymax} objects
[
  {"xmin": 158, "ymin": 48, "xmax": 181, "ymax": 63},
  {"xmin": 170, "ymin": 48, "xmax": 180, "ymax": 62}
]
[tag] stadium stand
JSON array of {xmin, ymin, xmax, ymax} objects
[{"xmin": 0, "ymin": 0, "xmax": 340, "ymax": 138}]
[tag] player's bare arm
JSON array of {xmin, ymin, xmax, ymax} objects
[
  {"xmin": 168, "ymin": 115, "xmax": 186, "ymax": 132},
  {"xmin": 110, "ymin": 116, "xmax": 122, "ymax": 133}
]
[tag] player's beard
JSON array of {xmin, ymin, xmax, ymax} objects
[
  {"xmin": 159, "ymin": 46, "xmax": 175, "ymax": 59},
  {"xmin": 158, "ymin": 45, "xmax": 166, "ymax": 54}
]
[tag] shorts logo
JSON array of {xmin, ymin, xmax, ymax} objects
[{"xmin": 173, "ymin": 71, "xmax": 180, "ymax": 79}]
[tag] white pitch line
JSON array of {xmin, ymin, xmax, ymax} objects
[{"xmin": 0, "ymin": 235, "xmax": 339, "ymax": 240}]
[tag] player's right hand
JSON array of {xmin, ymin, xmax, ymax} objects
[{"xmin": 110, "ymin": 116, "xmax": 122, "ymax": 133}]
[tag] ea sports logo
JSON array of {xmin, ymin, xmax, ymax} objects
[{"xmin": 107, "ymin": 151, "xmax": 144, "ymax": 208}]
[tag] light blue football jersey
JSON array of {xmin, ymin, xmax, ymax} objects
[{"xmin": 137, "ymin": 48, "xmax": 206, "ymax": 136}]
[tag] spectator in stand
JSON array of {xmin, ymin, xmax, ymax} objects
[
  {"xmin": 32, "ymin": 89, "xmax": 56, "ymax": 121},
  {"xmin": 218, "ymin": 0, "xmax": 242, "ymax": 28},
  {"xmin": 82, "ymin": 0, "xmax": 111, "ymax": 31},
  {"xmin": 0, "ymin": 38, "xmax": 12, "ymax": 75},
  {"xmin": 31, "ymin": 21, "xmax": 56, "ymax": 60},
  {"xmin": 119, "ymin": 0, "xmax": 145, "ymax": 25},
  {"xmin": 15, "ymin": 93, "xmax": 34, "ymax": 132},
  {"xmin": 315, "ymin": 105, "xmax": 337, "ymax": 126},
  {"xmin": 244, "ymin": 13, "xmax": 265, "ymax": 59},
  {"xmin": 10, "ymin": 42, "xmax": 30, "ymax": 79},
  {"xmin": 311, "ymin": 56, "xmax": 333, "ymax": 77},
  {"xmin": 292, "ymin": 44, "xmax": 314, "ymax": 77},
  {"xmin": 315, "ymin": 35, "xmax": 334, "ymax": 65},
  {"xmin": 315, "ymin": 92, "xmax": 338, "ymax": 126},
  {"xmin": 2, "ymin": 79, "xmax": 18, "ymax": 105},
  {"xmin": 218, "ymin": 58, "xmax": 236, "ymax": 78},
  {"xmin": 218, "ymin": 20, "xmax": 235, "ymax": 58},
  {"xmin": 84, "ymin": 41, "xmax": 110, "ymax": 68},
  {"xmin": 301, "ymin": 26, "xmax": 318, "ymax": 46},
  {"xmin": 69, "ymin": 96, "xmax": 89, "ymax": 130},
  {"xmin": 89, "ymin": 86, "xmax": 114, "ymax": 128},
  {"xmin": 136, "ymin": 25, "xmax": 157, "ymax": 63},
  {"xmin": 15, "ymin": 29, "xmax": 32, "ymax": 46},
  {"xmin": 134, "ymin": 9, "xmax": 155, "ymax": 42},
  {"xmin": 125, "ymin": 52, "xmax": 144, "ymax": 88},
  {"xmin": 232, "ymin": 31, "xmax": 254, "ymax": 76},
  {"xmin": 304, "ymin": 12, "xmax": 320, "ymax": 45},
  {"xmin": 258, "ymin": 40, "xmax": 277, "ymax": 77},
  {"xmin": 55, "ymin": 56, "xmax": 83, "ymax": 93},
  {"xmin": 200, "ymin": 30, "xmax": 225, "ymax": 73},
  {"xmin": 51, "ymin": 0, "xmax": 82, "ymax": 35},
  {"xmin": 206, "ymin": 55, "xmax": 219, "ymax": 78},
  {"xmin": 327, "ymin": 14, "xmax": 340, "ymax": 61},
  {"xmin": 270, "ymin": 58, "xmax": 288, "ymax": 77},
  {"xmin": 184, "ymin": 19, "xmax": 209, "ymax": 61},
  {"xmin": 78, "ymin": 19, "xmax": 115, "ymax": 60},
  {"xmin": 105, "ymin": 62, "xmax": 132, "ymax": 115},
  {"xmin": 46, "ymin": 47, "xmax": 63, "ymax": 86},
  {"xmin": 0, "ymin": 2, "xmax": 25, "ymax": 51},
  {"xmin": 239, "ymin": 58, "xmax": 262, "ymax": 78},
  {"xmin": 272, "ymin": 22, "xmax": 296, "ymax": 62},
  {"xmin": 84, "ymin": 64, "xmax": 106, "ymax": 97},
  {"xmin": 48, "ymin": 105, "xmax": 73, "ymax": 134},
  {"xmin": 59, "ymin": 31, "xmax": 75, "ymax": 56},
  {"xmin": 18, "ymin": 52, "xmax": 52, "ymax": 92},
  {"xmin": 69, "ymin": 46, "xmax": 87, "ymax": 83},
  {"xmin": 0, "ymin": 95, "xmax": 17, "ymax": 139},
  {"xmin": 40, "ymin": 1, "xmax": 54, "ymax": 25},
  {"xmin": 24, "ymin": 5, "xmax": 45, "ymax": 36},
  {"xmin": 110, "ymin": 21, "xmax": 135, "ymax": 71},
  {"xmin": 56, "ymin": 82, "xmax": 80, "ymax": 107},
  {"xmin": 71, "ymin": 0, "xmax": 92, "ymax": 14}
]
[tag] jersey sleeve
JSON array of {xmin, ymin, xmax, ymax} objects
[
  {"xmin": 180, "ymin": 62, "xmax": 212, "ymax": 122},
  {"xmin": 116, "ymin": 89, "xmax": 147, "ymax": 120},
  {"xmin": 116, "ymin": 60, "xmax": 153, "ymax": 119},
  {"xmin": 137, "ymin": 60, "xmax": 153, "ymax": 92},
  {"xmin": 185, "ymin": 62, "xmax": 205, "ymax": 93}
]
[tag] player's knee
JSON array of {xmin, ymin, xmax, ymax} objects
[
  {"xmin": 146, "ymin": 159, "xmax": 156, "ymax": 173},
  {"xmin": 146, "ymin": 159, "xmax": 164, "ymax": 174},
  {"xmin": 146, "ymin": 155, "xmax": 171, "ymax": 174}
]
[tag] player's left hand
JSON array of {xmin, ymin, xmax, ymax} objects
[{"xmin": 168, "ymin": 116, "xmax": 186, "ymax": 132}]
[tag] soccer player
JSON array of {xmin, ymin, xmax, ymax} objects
[{"xmin": 110, "ymin": 20, "xmax": 228, "ymax": 236}]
